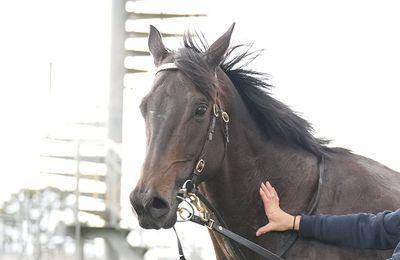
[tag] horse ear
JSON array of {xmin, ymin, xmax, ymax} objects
[
  {"xmin": 148, "ymin": 25, "xmax": 168, "ymax": 66},
  {"xmin": 206, "ymin": 23, "xmax": 235, "ymax": 69}
]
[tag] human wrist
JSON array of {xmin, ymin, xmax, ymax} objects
[
  {"xmin": 294, "ymin": 215, "xmax": 301, "ymax": 231},
  {"xmin": 285, "ymin": 214, "xmax": 301, "ymax": 231},
  {"xmin": 283, "ymin": 213, "xmax": 295, "ymax": 230}
]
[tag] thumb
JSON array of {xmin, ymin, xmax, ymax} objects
[{"xmin": 256, "ymin": 224, "xmax": 273, "ymax": 237}]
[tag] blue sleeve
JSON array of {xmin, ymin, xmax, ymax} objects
[{"xmin": 299, "ymin": 209, "xmax": 400, "ymax": 250}]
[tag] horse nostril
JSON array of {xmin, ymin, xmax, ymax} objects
[
  {"xmin": 152, "ymin": 197, "xmax": 168, "ymax": 209},
  {"xmin": 147, "ymin": 196, "xmax": 170, "ymax": 219}
]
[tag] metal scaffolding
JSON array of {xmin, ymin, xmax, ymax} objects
[{"xmin": 0, "ymin": 0, "xmax": 208, "ymax": 259}]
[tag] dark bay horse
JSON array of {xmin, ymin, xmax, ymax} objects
[{"xmin": 130, "ymin": 24, "xmax": 400, "ymax": 259}]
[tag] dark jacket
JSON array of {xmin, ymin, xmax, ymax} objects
[{"xmin": 300, "ymin": 209, "xmax": 400, "ymax": 259}]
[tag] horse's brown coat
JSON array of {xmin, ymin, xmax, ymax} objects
[{"xmin": 130, "ymin": 24, "xmax": 400, "ymax": 259}]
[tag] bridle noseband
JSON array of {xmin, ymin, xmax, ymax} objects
[{"xmin": 154, "ymin": 63, "xmax": 325, "ymax": 260}]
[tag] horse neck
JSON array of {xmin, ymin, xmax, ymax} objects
[{"xmin": 201, "ymin": 72, "xmax": 319, "ymax": 231}]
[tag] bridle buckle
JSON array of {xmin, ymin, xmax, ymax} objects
[
  {"xmin": 207, "ymin": 218, "xmax": 215, "ymax": 230},
  {"xmin": 195, "ymin": 159, "xmax": 205, "ymax": 173},
  {"xmin": 213, "ymin": 104, "xmax": 219, "ymax": 117},
  {"xmin": 221, "ymin": 111, "xmax": 230, "ymax": 122}
]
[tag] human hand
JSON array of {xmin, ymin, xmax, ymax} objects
[{"xmin": 256, "ymin": 181, "xmax": 300, "ymax": 236}]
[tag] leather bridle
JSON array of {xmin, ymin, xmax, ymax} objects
[{"xmin": 154, "ymin": 63, "xmax": 326, "ymax": 260}]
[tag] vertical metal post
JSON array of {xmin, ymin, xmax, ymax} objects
[
  {"xmin": 107, "ymin": 0, "xmax": 126, "ymax": 227},
  {"xmin": 108, "ymin": 0, "xmax": 125, "ymax": 145},
  {"xmin": 75, "ymin": 142, "xmax": 83, "ymax": 260}
]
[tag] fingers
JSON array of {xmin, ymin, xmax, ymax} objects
[
  {"xmin": 260, "ymin": 181, "xmax": 279, "ymax": 204},
  {"xmin": 256, "ymin": 224, "xmax": 273, "ymax": 237},
  {"xmin": 259, "ymin": 187, "xmax": 268, "ymax": 203},
  {"xmin": 260, "ymin": 181, "xmax": 279, "ymax": 215},
  {"xmin": 266, "ymin": 181, "xmax": 280, "ymax": 203},
  {"xmin": 259, "ymin": 187, "xmax": 270, "ymax": 212},
  {"xmin": 272, "ymin": 187, "xmax": 279, "ymax": 201},
  {"xmin": 261, "ymin": 182, "xmax": 272, "ymax": 199}
]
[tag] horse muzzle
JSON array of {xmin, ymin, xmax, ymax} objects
[{"xmin": 130, "ymin": 188, "xmax": 177, "ymax": 229}]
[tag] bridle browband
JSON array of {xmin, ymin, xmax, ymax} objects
[
  {"xmin": 155, "ymin": 62, "xmax": 180, "ymax": 73},
  {"xmin": 155, "ymin": 63, "xmax": 325, "ymax": 260}
]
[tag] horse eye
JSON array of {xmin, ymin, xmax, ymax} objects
[{"xmin": 195, "ymin": 104, "xmax": 208, "ymax": 116}]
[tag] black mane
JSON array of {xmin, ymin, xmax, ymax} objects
[{"xmin": 175, "ymin": 31, "xmax": 330, "ymax": 156}]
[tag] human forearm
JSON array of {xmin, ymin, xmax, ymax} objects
[{"xmin": 299, "ymin": 211, "xmax": 399, "ymax": 250}]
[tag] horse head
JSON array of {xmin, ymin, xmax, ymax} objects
[{"xmin": 130, "ymin": 24, "xmax": 235, "ymax": 229}]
